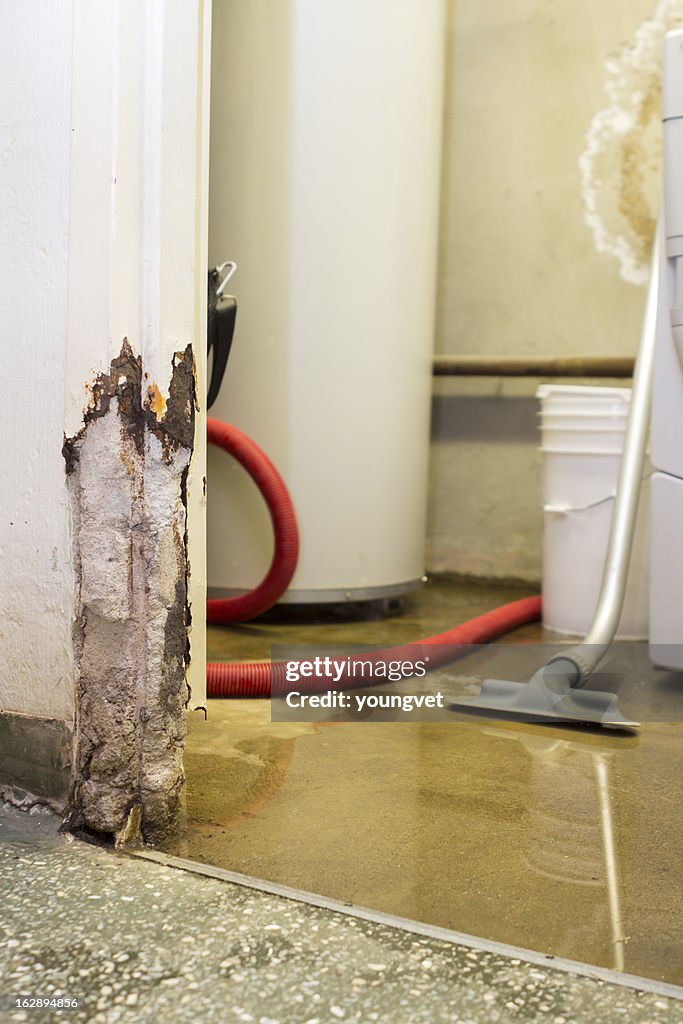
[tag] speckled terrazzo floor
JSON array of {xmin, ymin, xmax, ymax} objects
[{"xmin": 1, "ymin": 803, "xmax": 683, "ymax": 1024}]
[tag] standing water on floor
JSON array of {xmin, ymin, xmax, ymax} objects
[{"xmin": 161, "ymin": 581, "xmax": 683, "ymax": 986}]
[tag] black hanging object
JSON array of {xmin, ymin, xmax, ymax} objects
[{"xmin": 207, "ymin": 266, "xmax": 238, "ymax": 409}]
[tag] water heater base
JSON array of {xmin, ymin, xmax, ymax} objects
[{"xmin": 207, "ymin": 578, "xmax": 424, "ymax": 605}]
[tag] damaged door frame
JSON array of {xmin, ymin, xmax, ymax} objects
[{"xmin": 63, "ymin": 0, "xmax": 211, "ymax": 844}]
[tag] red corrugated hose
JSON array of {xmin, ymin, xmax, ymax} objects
[
  {"xmin": 206, "ymin": 416, "xmax": 299, "ymax": 625},
  {"xmin": 205, "ymin": 416, "xmax": 541, "ymax": 698}
]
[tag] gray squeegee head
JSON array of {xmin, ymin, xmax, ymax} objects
[{"xmin": 450, "ymin": 667, "xmax": 639, "ymax": 731}]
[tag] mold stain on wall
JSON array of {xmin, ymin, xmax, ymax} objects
[
  {"xmin": 62, "ymin": 340, "xmax": 196, "ymax": 846},
  {"xmin": 580, "ymin": 0, "xmax": 683, "ymax": 284}
]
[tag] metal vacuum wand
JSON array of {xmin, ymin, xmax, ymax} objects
[
  {"xmin": 449, "ymin": 225, "xmax": 658, "ymax": 730},
  {"xmin": 450, "ymin": 31, "xmax": 683, "ymax": 730},
  {"xmin": 540, "ymin": 221, "xmax": 659, "ymax": 695}
]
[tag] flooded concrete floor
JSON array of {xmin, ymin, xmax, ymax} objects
[{"xmin": 169, "ymin": 580, "xmax": 683, "ymax": 987}]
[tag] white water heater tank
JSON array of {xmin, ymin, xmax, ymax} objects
[{"xmin": 207, "ymin": 0, "xmax": 446, "ymax": 602}]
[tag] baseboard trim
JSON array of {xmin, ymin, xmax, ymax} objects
[{"xmin": 0, "ymin": 712, "xmax": 71, "ymax": 811}]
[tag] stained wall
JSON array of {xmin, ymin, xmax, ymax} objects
[{"xmin": 427, "ymin": 0, "xmax": 680, "ymax": 580}]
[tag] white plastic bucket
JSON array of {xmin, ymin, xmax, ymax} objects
[{"xmin": 537, "ymin": 385, "xmax": 649, "ymax": 639}]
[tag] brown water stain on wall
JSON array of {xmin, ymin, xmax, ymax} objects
[{"xmin": 618, "ymin": 74, "xmax": 660, "ymax": 268}]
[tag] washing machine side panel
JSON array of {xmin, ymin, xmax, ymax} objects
[{"xmin": 649, "ymin": 471, "xmax": 683, "ymax": 667}]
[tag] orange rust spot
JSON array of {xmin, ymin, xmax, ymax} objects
[
  {"xmin": 147, "ymin": 382, "xmax": 167, "ymax": 420},
  {"xmin": 85, "ymin": 379, "xmax": 105, "ymax": 417}
]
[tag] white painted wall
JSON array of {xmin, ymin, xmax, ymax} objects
[
  {"xmin": 0, "ymin": 2, "xmax": 75, "ymax": 720},
  {"xmin": 0, "ymin": 0, "xmax": 209, "ymax": 722}
]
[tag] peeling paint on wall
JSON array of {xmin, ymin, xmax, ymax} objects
[
  {"xmin": 63, "ymin": 340, "xmax": 196, "ymax": 846},
  {"xmin": 580, "ymin": 0, "xmax": 683, "ymax": 284}
]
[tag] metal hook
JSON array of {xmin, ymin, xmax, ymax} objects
[{"xmin": 215, "ymin": 260, "xmax": 237, "ymax": 296}]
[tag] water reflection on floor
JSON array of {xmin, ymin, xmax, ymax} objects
[{"xmin": 166, "ymin": 580, "xmax": 683, "ymax": 985}]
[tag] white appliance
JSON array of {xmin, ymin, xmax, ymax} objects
[
  {"xmin": 650, "ymin": 29, "xmax": 683, "ymax": 668},
  {"xmin": 207, "ymin": 0, "xmax": 446, "ymax": 602}
]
